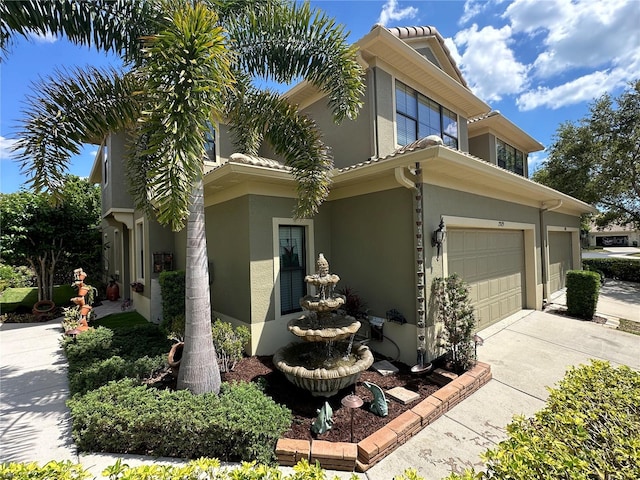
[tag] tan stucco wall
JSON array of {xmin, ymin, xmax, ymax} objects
[
  {"xmin": 206, "ymin": 196, "xmax": 251, "ymax": 323},
  {"xmin": 468, "ymin": 133, "xmax": 493, "ymax": 165},
  {"xmin": 104, "ymin": 133, "xmax": 135, "ymax": 211},
  {"xmin": 302, "ymin": 80, "xmax": 373, "ymax": 169}
]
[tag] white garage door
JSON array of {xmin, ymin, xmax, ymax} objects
[
  {"xmin": 548, "ymin": 231, "xmax": 573, "ymax": 295},
  {"xmin": 448, "ymin": 229, "xmax": 526, "ymax": 331}
]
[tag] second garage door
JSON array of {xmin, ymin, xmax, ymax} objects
[
  {"xmin": 447, "ymin": 229, "xmax": 526, "ymax": 330},
  {"xmin": 548, "ymin": 231, "xmax": 573, "ymax": 295}
]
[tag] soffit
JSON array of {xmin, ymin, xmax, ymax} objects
[
  {"xmin": 331, "ymin": 145, "xmax": 596, "ymax": 216},
  {"xmin": 468, "ymin": 113, "xmax": 544, "ymax": 153}
]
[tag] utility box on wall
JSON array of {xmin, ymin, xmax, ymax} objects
[{"xmin": 369, "ymin": 316, "xmax": 385, "ymax": 341}]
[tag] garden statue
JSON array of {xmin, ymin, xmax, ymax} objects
[
  {"xmin": 64, "ymin": 267, "xmax": 95, "ymax": 335},
  {"xmin": 311, "ymin": 401, "xmax": 334, "ymax": 435},
  {"xmin": 363, "ymin": 381, "xmax": 389, "ymax": 417}
]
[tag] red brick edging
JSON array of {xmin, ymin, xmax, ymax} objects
[{"xmin": 275, "ymin": 361, "xmax": 492, "ymax": 472}]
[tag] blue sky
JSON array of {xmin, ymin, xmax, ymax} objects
[{"xmin": 2, "ymin": 0, "xmax": 639, "ymax": 193}]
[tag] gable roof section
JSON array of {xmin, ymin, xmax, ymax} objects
[
  {"xmin": 285, "ymin": 24, "xmax": 489, "ymax": 119},
  {"xmin": 385, "ymin": 25, "xmax": 467, "ymax": 88},
  {"xmin": 468, "ymin": 111, "xmax": 544, "ymax": 153}
]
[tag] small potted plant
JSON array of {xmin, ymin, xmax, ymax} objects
[{"xmin": 131, "ymin": 282, "xmax": 144, "ymax": 293}]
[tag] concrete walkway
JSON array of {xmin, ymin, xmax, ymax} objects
[{"xmin": 1, "ymin": 284, "xmax": 639, "ymax": 479}]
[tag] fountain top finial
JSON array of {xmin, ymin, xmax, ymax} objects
[{"xmin": 317, "ymin": 253, "xmax": 329, "ymax": 276}]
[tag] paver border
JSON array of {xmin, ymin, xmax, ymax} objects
[{"xmin": 275, "ymin": 361, "xmax": 492, "ymax": 471}]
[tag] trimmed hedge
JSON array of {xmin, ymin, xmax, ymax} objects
[
  {"xmin": 583, "ymin": 257, "xmax": 640, "ymax": 283},
  {"xmin": 0, "ymin": 458, "xmax": 365, "ymax": 479},
  {"xmin": 158, "ymin": 270, "xmax": 186, "ymax": 329},
  {"xmin": 67, "ymin": 379, "xmax": 291, "ymax": 464},
  {"xmin": 566, "ymin": 270, "xmax": 601, "ymax": 319},
  {"xmin": 444, "ymin": 360, "xmax": 640, "ymax": 480}
]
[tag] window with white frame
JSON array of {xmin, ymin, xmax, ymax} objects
[
  {"xmin": 135, "ymin": 219, "xmax": 145, "ymax": 282},
  {"xmin": 396, "ymin": 80, "xmax": 458, "ymax": 148},
  {"xmin": 279, "ymin": 225, "xmax": 306, "ymax": 314},
  {"xmin": 496, "ymin": 139, "xmax": 525, "ymax": 176}
]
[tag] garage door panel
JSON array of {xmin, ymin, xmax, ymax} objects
[
  {"xmin": 548, "ymin": 232, "xmax": 572, "ymax": 294},
  {"xmin": 448, "ymin": 229, "xmax": 525, "ymax": 331}
]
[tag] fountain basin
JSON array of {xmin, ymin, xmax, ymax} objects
[
  {"xmin": 300, "ymin": 294, "xmax": 345, "ymax": 312},
  {"xmin": 273, "ymin": 343, "xmax": 374, "ymax": 397},
  {"xmin": 288, "ymin": 314, "xmax": 361, "ymax": 342}
]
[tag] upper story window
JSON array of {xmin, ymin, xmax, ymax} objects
[
  {"xmin": 102, "ymin": 144, "xmax": 109, "ymax": 186},
  {"xmin": 496, "ymin": 139, "xmax": 525, "ymax": 176},
  {"xmin": 204, "ymin": 123, "xmax": 217, "ymax": 162},
  {"xmin": 396, "ymin": 81, "xmax": 458, "ymax": 148}
]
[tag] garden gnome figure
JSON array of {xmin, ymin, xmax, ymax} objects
[{"xmin": 311, "ymin": 401, "xmax": 334, "ymax": 434}]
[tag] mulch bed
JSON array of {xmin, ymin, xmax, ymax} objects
[{"xmin": 222, "ymin": 355, "xmax": 440, "ymax": 443}]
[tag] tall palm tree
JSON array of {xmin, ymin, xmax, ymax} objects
[{"xmin": 5, "ymin": 0, "xmax": 364, "ymax": 394}]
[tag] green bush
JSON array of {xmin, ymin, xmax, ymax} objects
[
  {"xmin": 61, "ymin": 326, "xmax": 114, "ymax": 364},
  {"xmin": 432, "ymin": 274, "xmax": 477, "ymax": 373},
  {"xmin": 566, "ymin": 270, "xmax": 601, "ymax": 319},
  {"xmin": 68, "ymin": 354, "xmax": 166, "ymax": 396},
  {"xmin": 62, "ymin": 324, "xmax": 172, "ymax": 395},
  {"xmin": 1, "ymin": 458, "xmax": 359, "ymax": 480},
  {"xmin": 67, "ymin": 379, "xmax": 292, "ymax": 464},
  {"xmin": 211, "ymin": 319, "xmax": 251, "ymax": 372},
  {"xmin": 159, "ymin": 270, "xmax": 185, "ymax": 332},
  {"xmin": 0, "ymin": 460, "xmax": 90, "ymax": 479},
  {"xmin": 582, "ymin": 258, "xmax": 640, "ymax": 283},
  {"xmin": 0, "ymin": 264, "xmax": 34, "ymax": 292},
  {"xmin": 445, "ymin": 360, "xmax": 640, "ymax": 480}
]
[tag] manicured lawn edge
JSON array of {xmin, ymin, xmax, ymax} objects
[{"xmin": 275, "ymin": 361, "xmax": 492, "ymax": 471}]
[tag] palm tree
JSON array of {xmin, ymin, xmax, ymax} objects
[{"xmin": 4, "ymin": 0, "xmax": 365, "ymax": 394}]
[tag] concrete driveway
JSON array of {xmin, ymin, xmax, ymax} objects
[{"xmin": 582, "ymin": 246, "xmax": 640, "ymax": 259}]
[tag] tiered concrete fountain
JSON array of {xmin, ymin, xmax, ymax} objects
[{"xmin": 273, "ymin": 254, "xmax": 374, "ymax": 397}]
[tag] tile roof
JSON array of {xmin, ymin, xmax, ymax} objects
[{"xmin": 384, "ymin": 25, "xmax": 468, "ymax": 88}]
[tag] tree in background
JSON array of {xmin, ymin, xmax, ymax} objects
[
  {"xmin": 0, "ymin": 176, "xmax": 101, "ymax": 301},
  {"xmin": 3, "ymin": 0, "xmax": 364, "ymax": 395},
  {"xmin": 533, "ymin": 80, "xmax": 640, "ymax": 229}
]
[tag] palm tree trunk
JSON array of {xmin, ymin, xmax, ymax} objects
[{"xmin": 177, "ymin": 179, "xmax": 221, "ymax": 395}]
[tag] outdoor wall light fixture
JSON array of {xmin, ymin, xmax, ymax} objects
[{"xmin": 431, "ymin": 217, "xmax": 446, "ymax": 261}]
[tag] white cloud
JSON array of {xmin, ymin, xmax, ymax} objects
[
  {"xmin": 454, "ymin": 24, "xmax": 530, "ymax": 102},
  {"xmin": 527, "ymin": 151, "xmax": 547, "ymax": 176},
  {"xmin": 516, "ymin": 69, "xmax": 630, "ymax": 110},
  {"xmin": 504, "ymin": 0, "xmax": 640, "ymax": 78},
  {"xmin": 377, "ymin": 0, "xmax": 418, "ymax": 26},
  {"xmin": 0, "ymin": 136, "xmax": 20, "ymax": 160},
  {"xmin": 459, "ymin": 0, "xmax": 487, "ymax": 25}
]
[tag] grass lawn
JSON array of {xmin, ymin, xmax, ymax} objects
[
  {"xmin": 618, "ymin": 318, "xmax": 640, "ymax": 335},
  {"xmin": 92, "ymin": 311, "xmax": 149, "ymax": 329},
  {"xmin": 0, "ymin": 284, "xmax": 76, "ymax": 312}
]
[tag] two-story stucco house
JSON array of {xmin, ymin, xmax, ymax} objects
[{"xmin": 91, "ymin": 25, "xmax": 596, "ymax": 366}]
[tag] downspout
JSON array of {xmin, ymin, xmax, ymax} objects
[
  {"xmin": 540, "ymin": 200, "xmax": 563, "ymax": 305},
  {"xmin": 395, "ymin": 164, "xmax": 427, "ymax": 368}
]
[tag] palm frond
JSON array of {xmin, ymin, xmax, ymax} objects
[
  {"xmin": 227, "ymin": 88, "xmax": 332, "ymax": 218},
  {"xmin": 0, "ymin": 0, "xmax": 161, "ymax": 62},
  {"xmin": 12, "ymin": 67, "xmax": 141, "ymax": 195},
  {"xmin": 229, "ymin": 1, "xmax": 365, "ymax": 123},
  {"xmin": 137, "ymin": 1, "xmax": 235, "ymax": 231}
]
